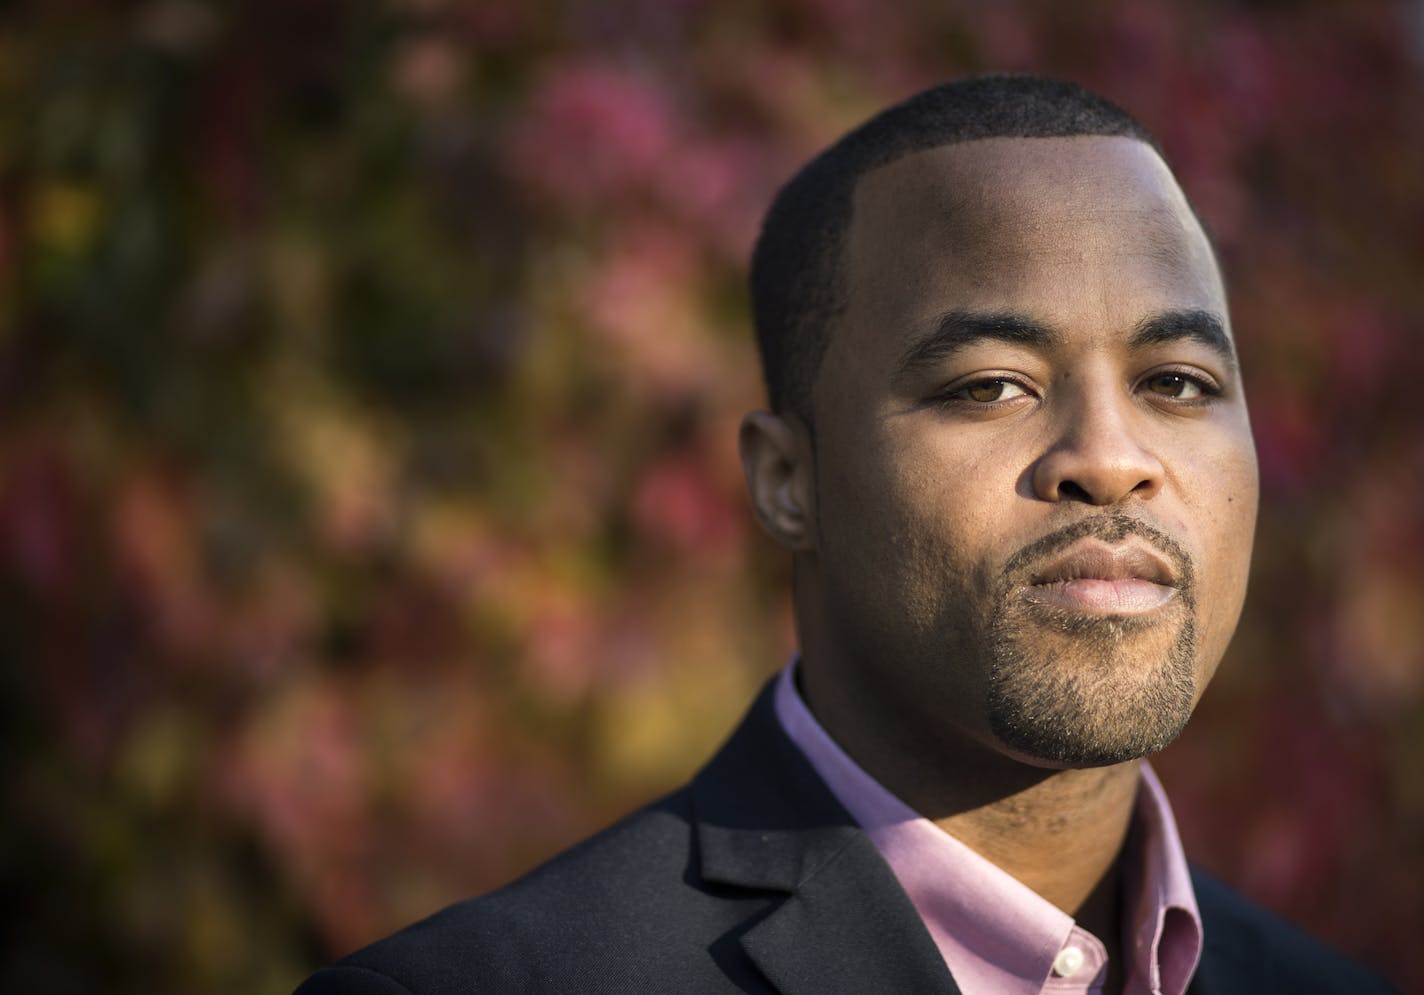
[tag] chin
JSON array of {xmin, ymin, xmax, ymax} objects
[
  {"xmin": 992, "ymin": 715, "xmax": 1191, "ymax": 769},
  {"xmin": 982, "ymin": 607, "xmax": 1200, "ymax": 768}
]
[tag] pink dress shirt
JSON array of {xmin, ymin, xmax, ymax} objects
[{"xmin": 774, "ymin": 662, "xmax": 1203, "ymax": 995}]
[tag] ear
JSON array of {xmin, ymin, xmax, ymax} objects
[{"xmin": 739, "ymin": 410, "xmax": 816, "ymax": 552}]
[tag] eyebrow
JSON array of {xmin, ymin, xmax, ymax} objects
[
  {"xmin": 892, "ymin": 306, "xmax": 1237, "ymax": 383},
  {"xmin": 893, "ymin": 311, "xmax": 1056, "ymax": 383},
  {"xmin": 1130, "ymin": 309, "xmax": 1237, "ymax": 366}
]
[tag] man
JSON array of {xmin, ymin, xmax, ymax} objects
[{"xmin": 298, "ymin": 75, "xmax": 1397, "ymax": 994}]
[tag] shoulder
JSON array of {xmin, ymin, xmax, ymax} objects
[
  {"xmin": 295, "ymin": 786, "xmax": 770, "ymax": 994},
  {"xmin": 1190, "ymin": 865, "xmax": 1400, "ymax": 995}
]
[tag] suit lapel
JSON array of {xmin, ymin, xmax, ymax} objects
[
  {"xmin": 738, "ymin": 832, "xmax": 962, "ymax": 995},
  {"xmin": 691, "ymin": 681, "xmax": 960, "ymax": 995}
]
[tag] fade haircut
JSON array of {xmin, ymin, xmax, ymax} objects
[{"xmin": 749, "ymin": 74, "xmax": 1163, "ymax": 421}]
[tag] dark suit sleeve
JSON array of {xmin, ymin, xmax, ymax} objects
[
  {"xmin": 1190, "ymin": 866, "xmax": 1403, "ymax": 995},
  {"xmin": 295, "ymin": 964, "xmax": 415, "ymax": 994}
]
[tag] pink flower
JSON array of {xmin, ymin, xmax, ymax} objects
[
  {"xmin": 510, "ymin": 62, "xmax": 676, "ymax": 210},
  {"xmin": 579, "ymin": 225, "xmax": 718, "ymax": 399},
  {"xmin": 631, "ymin": 450, "xmax": 745, "ymax": 558}
]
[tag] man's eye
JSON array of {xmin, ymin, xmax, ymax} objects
[
  {"xmin": 1143, "ymin": 373, "xmax": 1208, "ymax": 399},
  {"xmin": 956, "ymin": 379, "xmax": 1029, "ymax": 403}
]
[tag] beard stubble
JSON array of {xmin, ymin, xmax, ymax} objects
[{"xmin": 982, "ymin": 514, "xmax": 1200, "ymax": 767}]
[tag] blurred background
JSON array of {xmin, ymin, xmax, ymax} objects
[{"xmin": 1, "ymin": 0, "xmax": 1421, "ymax": 991}]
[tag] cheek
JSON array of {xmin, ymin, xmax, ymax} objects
[
  {"xmin": 1209, "ymin": 444, "xmax": 1259, "ymax": 583},
  {"xmin": 888, "ymin": 430, "xmax": 1021, "ymax": 541},
  {"xmin": 869, "ymin": 438, "xmax": 1012, "ymax": 606},
  {"xmin": 1190, "ymin": 446, "xmax": 1260, "ymax": 662},
  {"xmin": 818, "ymin": 440, "xmax": 981, "ymax": 617}
]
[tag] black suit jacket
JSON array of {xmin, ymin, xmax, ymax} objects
[{"xmin": 297, "ymin": 680, "xmax": 1399, "ymax": 994}]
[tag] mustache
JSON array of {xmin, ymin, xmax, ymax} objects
[{"xmin": 1001, "ymin": 513, "xmax": 1195, "ymax": 591}]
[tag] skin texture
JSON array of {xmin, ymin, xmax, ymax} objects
[{"xmin": 740, "ymin": 136, "xmax": 1259, "ymax": 980}]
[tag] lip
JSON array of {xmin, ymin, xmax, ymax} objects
[{"xmin": 1023, "ymin": 540, "xmax": 1180, "ymax": 616}]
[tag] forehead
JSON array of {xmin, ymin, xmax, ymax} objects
[{"xmin": 832, "ymin": 136, "xmax": 1225, "ymax": 365}]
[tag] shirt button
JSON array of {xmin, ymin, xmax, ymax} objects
[{"xmin": 1053, "ymin": 946, "xmax": 1086, "ymax": 977}]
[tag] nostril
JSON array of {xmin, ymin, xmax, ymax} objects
[{"xmin": 1059, "ymin": 480, "xmax": 1093, "ymax": 502}]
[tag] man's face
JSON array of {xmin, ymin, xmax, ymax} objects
[{"xmin": 802, "ymin": 136, "xmax": 1258, "ymax": 771}]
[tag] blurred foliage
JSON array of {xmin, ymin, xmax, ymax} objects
[{"xmin": 0, "ymin": 0, "xmax": 1421, "ymax": 992}]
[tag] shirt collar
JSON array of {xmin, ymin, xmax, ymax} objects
[{"xmin": 774, "ymin": 659, "xmax": 1202, "ymax": 995}]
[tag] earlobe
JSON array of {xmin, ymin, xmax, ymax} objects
[{"xmin": 738, "ymin": 410, "xmax": 816, "ymax": 552}]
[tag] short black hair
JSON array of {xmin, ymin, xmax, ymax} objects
[{"xmin": 749, "ymin": 74, "xmax": 1162, "ymax": 420}]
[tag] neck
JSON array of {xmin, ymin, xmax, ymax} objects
[
  {"xmin": 929, "ymin": 762, "xmax": 1140, "ymax": 918},
  {"xmin": 798, "ymin": 660, "xmax": 1142, "ymax": 919},
  {"xmin": 927, "ymin": 766, "xmax": 1136, "ymax": 995}
]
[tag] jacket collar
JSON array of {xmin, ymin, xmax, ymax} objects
[{"xmin": 690, "ymin": 680, "xmax": 960, "ymax": 995}]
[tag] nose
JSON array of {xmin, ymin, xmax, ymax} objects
[{"xmin": 1030, "ymin": 390, "xmax": 1165, "ymax": 505}]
